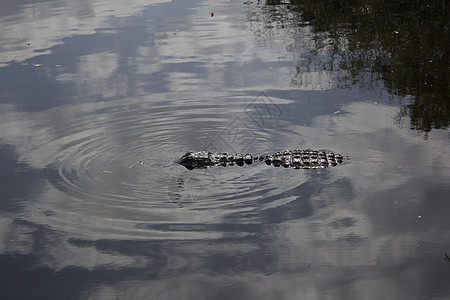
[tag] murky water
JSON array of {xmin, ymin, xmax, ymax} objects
[{"xmin": 1, "ymin": 0, "xmax": 449, "ymax": 299}]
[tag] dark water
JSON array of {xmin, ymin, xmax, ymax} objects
[{"xmin": 1, "ymin": 0, "xmax": 449, "ymax": 299}]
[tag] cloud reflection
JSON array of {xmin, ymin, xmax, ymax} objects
[
  {"xmin": 0, "ymin": 0, "xmax": 172, "ymax": 67},
  {"xmin": 1, "ymin": 0, "xmax": 450, "ymax": 298},
  {"xmin": 1, "ymin": 96, "xmax": 449, "ymax": 299}
]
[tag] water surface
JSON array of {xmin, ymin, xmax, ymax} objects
[{"xmin": 1, "ymin": 0, "xmax": 449, "ymax": 299}]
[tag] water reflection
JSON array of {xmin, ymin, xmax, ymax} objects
[
  {"xmin": 252, "ymin": 0, "xmax": 450, "ymax": 135},
  {"xmin": 1, "ymin": 0, "xmax": 450, "ymax": 299},
  {"xmin": 2, "ymin": 94, "xmax": 450, "ymax": 298},
  {"xmin": 0, "ymin": 0, "xmax": 174, "ymax": 66}
]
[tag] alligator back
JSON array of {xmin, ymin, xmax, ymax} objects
[{"xmin": 178, "ymin": 149, "xmax": 346, "ymax": 170}]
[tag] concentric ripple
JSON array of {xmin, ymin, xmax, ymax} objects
[{"xmin": 33, "ymin": 101, "xmax": 339, "ymax": 240}]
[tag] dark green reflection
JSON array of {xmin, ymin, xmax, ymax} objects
[{"xmin": 261, "ymin": 0, "xmax": 449, "ymax": 135}]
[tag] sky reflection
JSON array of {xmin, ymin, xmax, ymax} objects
[{"xmin": 1, "ymin": 0, "xmax": 449, "ymax": 299}]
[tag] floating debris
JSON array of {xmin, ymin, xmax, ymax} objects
[
  {"xmin": 444, "ymin": 253, "xmax": 450, "ymax": 262},
  {"xmin": 129, "ymin": 160, "xmax": 145, "ymax": 168}
]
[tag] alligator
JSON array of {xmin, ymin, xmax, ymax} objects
[{"xmin": 178, "ymin": 149, "xmax": 347, "ymax": 170}]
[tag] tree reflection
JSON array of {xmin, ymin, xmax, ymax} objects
[{"xmin": 255, "ymin": 0, "xmax": 449, "ymax": 135}]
